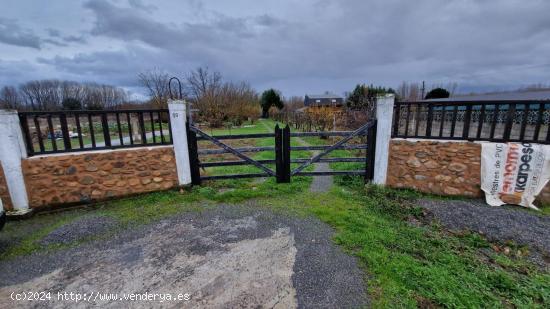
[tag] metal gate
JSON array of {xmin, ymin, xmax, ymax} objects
[{"xmin": 186, "ymin": 120, "xmax": 376, "ymax": 185}]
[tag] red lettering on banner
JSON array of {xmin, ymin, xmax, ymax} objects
[{"xmin": 502, "ymin": 144, "xmax": 519, "ymax": 192}]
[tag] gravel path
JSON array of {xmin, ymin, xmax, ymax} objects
[
  {"xmin": 40, "ymin": 215, "xmax": 116, "ymax": 246},
  {"xmin": 417, "ymin": 198, "xmax": 550, "ymax": 264},
  {"xmin": 0, "ymin": 203, "xmax": 367, "ymax": 308},
  {"xmin": 294, "ymin": 137, "xmax": 333, "ymax": 193}
]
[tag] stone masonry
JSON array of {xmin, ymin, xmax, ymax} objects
[
  {"xmin": 0, "ymin": 164, "xmax": 13, "ymax": 210},
  {"xmin": 387, "ymin": 140, "xmax": 550, "ymax": 205},
  {"xmin": 22, "ymin": 146, "xmax": 178, "ymax": 208}
]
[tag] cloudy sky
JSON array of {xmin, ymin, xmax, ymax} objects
[{"xmin": 1, "ymin": 0, "xmax": 549, "ymax": 99}]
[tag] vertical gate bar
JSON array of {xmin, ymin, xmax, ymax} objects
[
  {"xmin": 490, "ymin": 104, "xmax": 500, "ymax": 140},
  {"xmin": 59, "ymin": 113, "xmax": 72, "ymax": 150},
  {"xmin": 138, "ymin": 112, "xmax": 147, "ymax": 144},
  {"xmin": 519, "ymin": 103, "xmax": 530, "ymax": 141},
  {"xmin": 158, "ymin": 111, "xmax": 165, "ymax": 144},
  {"xmin": 365, "ymin": 120, "xmax": 377, "ymax": 183},
  {"xmin": 186, "ymin": 123, "xmax": 201, "ymax": 185},
  {"xmin": 47, "ymin": 114, "xmax": 58, "ymax": 151},
  {"xmin": 126, "ymin": 112, "xmax": 134, "ymax": 145},
  {"xmin": 275, "ymin": 124, "xmax": 283, "ymax": 183},
  {"xmin": 462, "ymin": 105, "xmax": 473, "ymax": 139},
  {"xmin": 88, "ymin": 113, "xmax": 96, "ymax": 148},
  {"xmin": 19, "ymin": 114, "xmax": 34, "ymax": 155},
  {"xmin": 283, "ymin": 125, "xmax": 291, "ymax": 182},
  {"xmin": 450, "ymin": 105, "xmax": 458, "ymax": 138},
  {"xmin": 392, "ymin": 101, "xmax": 400, "ymax": 136},
  {"xmin": 533, "ymin": 103, "xmax": 544, "ymax": 141},
  {"xmin": 503, "ymin": 103, "xmax": 515, "ymax": 141},
  {"xmin": 115, "ymin": 112, "xmax": 124, "ymax": 146},
  {"xmin": 439, "ymin": 106, "xmax": 446, "ymax": 137},
  {"xmin": 414, "ymin": 103, "xmax": 421, "ymax": 137},
  {"xmin": 404, "ymin": 104, "xmax": 411, "ymax": 137},
  {"xmin": 149, "ymin": 111, "xmax": 156, "ymax": 143},
  {"xmin": 101, "ymin": 113, "xmax": 111, "ymax": 147},
  {"xmin": 33, "ymin": 116, "xmax": 45, "ymax": 153},
  {"xmin": 426, "ymin": 103, "xmax": 434, "ymax": 137},
  {"xmin": 74, "ymin": 114, "xmax": 84, "ymax": 149},
  {"xmin": 476, "ymin": 104, "xmax": 486, "ymax": 139}
]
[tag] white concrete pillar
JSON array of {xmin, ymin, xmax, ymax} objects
[
  {"xmin": 373, "ymin": 94, "xmax": 395, "ymax": 185},
  {"xmin": 0, "ymin": 110, "xmax": 30, "ymax": 212},
  {"xmin": 168, "ymin": 100, "xmax": 192, "ymax": 185}
]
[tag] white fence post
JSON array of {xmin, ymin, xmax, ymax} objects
[
  {"xmin": 168, "ymin": 100, "xmax": 192, "ymax": 186},
  {"xmin": 0, "ymin": 110, "xmax": 30, "ymax": 212},
  {"xmin": 373, "ymin": 94, "xmax": 395, "ymax": 185}
]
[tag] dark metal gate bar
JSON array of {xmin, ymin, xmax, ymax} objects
[
  {"xmin": 290, "ymin": 120, "xmax": 376, "ymax": 179},
  {"xmin": 186, "ymin": 120, "xmax": 377, "ymax": 184}
]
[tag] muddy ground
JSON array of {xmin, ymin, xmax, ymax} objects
[{"xmin": 0, "ymin": 203, "xmax": 367, "ymax": 308}]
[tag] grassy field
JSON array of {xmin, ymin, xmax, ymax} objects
[
  {"xmin": 197, "ymin": 119, "xmax": 365, "ymax": 177},
  {"xmin": 2, "ymin": 178, "xmax": 548, "ymax": 308},
  {"xmin": 3, "ymin": 119, "xmax": 548, "ymax": 308}
]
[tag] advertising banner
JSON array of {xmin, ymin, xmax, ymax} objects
[{"xmin": 481, "ymin": 142, "xmax": 550, "ymax": 209}]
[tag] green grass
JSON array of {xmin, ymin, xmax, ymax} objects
[
  {"xmin": 6, "ymin": 118, "xmax": 548, "ymax": 307},
  {"xmin": 2, "ymin": 177, "xmax": 548, "ymax": 307},
  {"xmin": 256, "ymin": 182, "xmax": 549, "ymax": 308}
]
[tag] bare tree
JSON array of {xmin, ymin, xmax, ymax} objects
[
  {"xmin": 0, "ymin": 86, "xmax": 20, "ymax": 109},
  {"xmin": 186, "ymin": 66, "xmax": 222, "ymax": 101},
  {"xmin": 397, "ymin": 81, "xmax": 422, "ymax": 101},
  {"xmin": 138, "ymin": 69, "xmax": 172, "ymax": 108},
  {"xmin": 18, "ymin": 79, "xmax": 127, "ymax": 111}
]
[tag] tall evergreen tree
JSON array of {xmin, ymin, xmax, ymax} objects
[{"xmin": 260, "ymin": 89, "xmax": 283, "ymax": 118}]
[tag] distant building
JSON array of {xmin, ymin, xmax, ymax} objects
[{"xmin": 304, "ymin": 94, "xmax": 344, "ymax": 107}]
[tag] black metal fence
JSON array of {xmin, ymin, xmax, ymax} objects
[
  {"xmin": 186, "ymin": 121, "xmax": 376, "ymax": 184},
  {"xmin": 19, "ymin": 109, "xmax": 172, "ymax": 156},
  {"xmin": 392, "ymin": 100, "xmax": 550, "ymax": 144}
]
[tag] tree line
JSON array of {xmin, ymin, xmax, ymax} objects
[
  {"xmin": 0, "ymin": 80, "xmax": 128, "ymax": 111},
  {"xmin": 139, "ymin": 67, "xmax": 281, "ymax": 127}
]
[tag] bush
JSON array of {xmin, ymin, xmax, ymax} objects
[{"xmin": 425, "ymin": 88, "xmax": 450, "ymax": 99}]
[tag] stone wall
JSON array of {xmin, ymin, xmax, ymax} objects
[
  {"xmin": 22, "ymin": 146, "xmax": 178, "ymax": 208},
  {"xmin": 387, "ymin": 139, "xmax": 550, "ymax": 205},
  {"xmin": 0, "ymin": 164, "xmax": 13, "ymax": 210}
]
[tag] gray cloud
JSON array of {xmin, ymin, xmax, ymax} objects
[
  {"xmin": 0, "ymin": 18, "xmax": 41, "ymax": 49},
  {"xmin": 2, "ymin": 0, "xmax": 550, "ymax": 96},
  {"xmin": 128, "ymin": 0, "xmax": 157, "ymax": 13}
]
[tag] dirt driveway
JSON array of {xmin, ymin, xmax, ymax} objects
[{"xmin": 0, "ymin": 203, "xmax": 367, "ymax": 308}]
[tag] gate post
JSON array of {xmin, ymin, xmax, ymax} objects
[
  {"xmin": 275, "ymin": 125, "xmax": 283, "ymax": 183},
  {"xmin": 365, "ymin": 120, "xmax": 377, "ymax": 182},
  {"xmin": 186, "ymin": 122, "xmax": 201, "ymax": 185},
  {"xmin": 373, "ymin": 94, "xmax": 395, "ymax": 185},
  {"xmin": 168, "ymin": 100, "xmax": 192, "ymax": 186},
  {"xmin": 275, "ymin": 124, "xmax": 291, "ymax": 183},
  {"xmin": 0, "ymin": 110, "xmax": 30, "ymax": 213},
  {"xmin": 283, "ymin": 125, "xmax": 291, "ymax": 182}
]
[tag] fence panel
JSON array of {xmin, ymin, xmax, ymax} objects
[
  {"xmin": 19, "ymin": 109, "xmax": 172, "ymax": 156},
  {"xmin": 392, "ymin": 100, "xmax": 550, "ymax": 144}
]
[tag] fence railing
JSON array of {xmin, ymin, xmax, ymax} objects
[
  {"xmin": 19, "ymin": 109, "xmax": 172, "ymax": 156},
  {"xmin": 392, "ymin": 100, "xmax": 550, "ymax": 144}
]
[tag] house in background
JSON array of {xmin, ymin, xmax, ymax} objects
[
  {"xmin": 300, "ymin": 93, "xmax": 345, "ymax": 114},
  {"xmin": 304, "ymin": 94, "xmax": 344, "ymax": 107}
]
